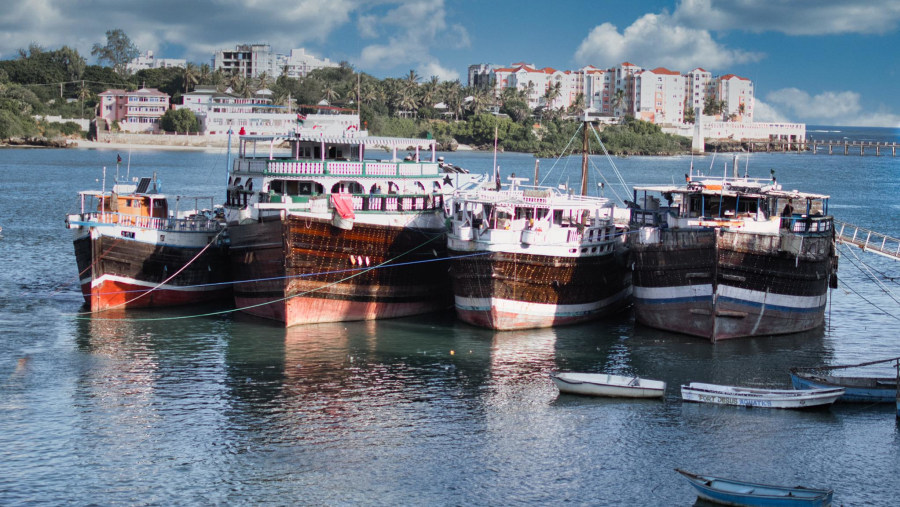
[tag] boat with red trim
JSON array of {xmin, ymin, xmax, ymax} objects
[
  {"xmin": 66, "ymin": 175, "xmax": 230, "ymax": 311},
  {"xmin": 224, "ymin": 109, "xmax": 483, "ymax": 326}
]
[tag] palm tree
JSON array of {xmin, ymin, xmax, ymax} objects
[
  {"xmin": 543, "ymin": 81, "xmax": 562, "ymax": 109},
  {"xmin": 256, "ymin": 72, "xmax": 272, "ymax": 92},
  {"xmin": 612, "ymin": 88, "xmax": 626, "ymax": 117},
  {"xmin": 198, "ymin": 63, "xmax": 212, "ymax": 85},
  {"xmin": 182, "ymin": 62, "xmax": 199, "ymax": 93},
  {"xmin": 568, "ymin": 92, "xmax": 585, "ymax": 115},
  {"xmin": 78, "ymin": 82, "xmax": 91, "ymax": 117},
  {"xmin": 322, "ymin": 83, "xmax": 338, "ymax": 104}
]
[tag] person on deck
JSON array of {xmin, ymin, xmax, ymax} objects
[{"xmin": 781, "ymin": 199, "xmax": 794, "ymax": 217}]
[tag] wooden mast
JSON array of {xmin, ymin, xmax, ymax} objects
[{"xmin": 581, "ymin": 118, "xmax": 589, "ymax": 196}]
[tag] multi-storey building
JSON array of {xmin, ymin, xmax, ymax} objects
[
  {"xmin": 213, "ymin": 44, "xmax": 338, "ymax": 79},
  {"xmin": 179, "ymin": 85, "xmax": 295, "ymax": 136},
  {"xmin": 634, "ymin": 67, "xmax": 685, "ymax": 124},
  {"xmin": 684, "ymin": 68, "xmax": 714, "ymax": 118},
  {"xmin": 213, "ymin": 44, "xmax": 279, "ymax": 78},
  {"xmin": 126, "ymin": 51, "xmax": 186, "ymax": 73},
  {"xmin": 97, "ymin": 88, "xmax": 169, "ymax": 133},
  {"xmin": 281, "ymin": 48, "xmax": 338, "ymax": 78},
  {"xmin": 469, "ymin": 61, "xmax": 755, "ymax": 127},
  {"xmin": 718, "ymin": 74, "xmax": 754, "ymax": 122}
]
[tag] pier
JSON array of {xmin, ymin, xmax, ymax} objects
[
  {"xmin": 706, "ymin": 140, "xmax": 899, "ymax": 156},
  {"xmin": 809, "ymin": 140, "xmax": 899, "ymax": 156},
  {"xmin": 835, "ymin": 220, "xmax": 900, "ymax": 261}
]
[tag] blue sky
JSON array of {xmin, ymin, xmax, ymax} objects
[{"xmin": 2, "ymin": 0, "xmax": 899, "ymax": 127}]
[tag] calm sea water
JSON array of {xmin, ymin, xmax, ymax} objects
[{"xmin": 2, "ymin": 132, "xmax": 900, "ymax": 505}]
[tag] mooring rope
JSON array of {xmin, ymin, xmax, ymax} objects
[
  {"xmin": 75, "ymin": 228, "xmax": 226, "ymax": 315},
  {"xmin": 68, "ymin": 233, "xmax": 492, "ymax": 322}
]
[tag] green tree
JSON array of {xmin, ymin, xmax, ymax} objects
[
  {"xmin": 182, "ymin": 62, "xmax": 199, "ymax": 93},
  {"xmin": 91, "ymin": 29, "xmax": 139, "ymax": 77},
  {"xmin": 612, "ymin": 89, "xmax": 626, "ymax": 117},
  {"xmin": 159, "ymin": 108, "xmax": 199, "ymax": 133}
]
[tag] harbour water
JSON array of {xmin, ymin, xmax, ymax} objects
[{"xmin": 2, "ymin": 130, "xmax": 900, "ymax": 505}]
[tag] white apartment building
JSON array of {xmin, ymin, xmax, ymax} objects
[
  {"xmin": 470, "ymin": 61, "xmax": 759, "ymax": 128},
  {"xmin": 684, "ymin": 68, "xmax": 714, "ymax": 119},
  {"xmin": 634, "ymin": 67, "xmax": 685, "ymax": 125},
  {"xmin": 281, "ymin": 48, "xmax": 339, "ymax": 78},
  {"xmin": 126, "ymin": 51, "xmax": 186, "ymax": 73},
  {"xmin": 718, "ymin": 74, "xmax": 754, "ymax": 122},
  {"xmin": 179, "ymin": 85, "xmax": 295, "ymax": 136},
  {"xmin": 213, "ymin": 44, "xmax": 338, "ymax": 79},
  {"xmin": 214, "ymin": 44, "xmax": 280, "ymax": 78}
]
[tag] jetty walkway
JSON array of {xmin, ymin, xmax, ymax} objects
[
  {"xmin": 835, "ymin": 220, "xmax": 900, "ymax": 261},
  {"xmin": 710, "ymin": 140, "xmax": 898, "ymax": 156}
]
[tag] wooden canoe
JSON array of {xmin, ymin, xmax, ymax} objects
[
  {"xmin": 550, "ymin": 372, "xmax": 666, "ymax": 398},
  {"xmin": 676, "ymin": 468, "xmax": 833, "ymax": 506}
]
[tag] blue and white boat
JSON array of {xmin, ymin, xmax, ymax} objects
[
  {"xmin": 790, "ymin": 357, "xmax": 900, "ymax": 403},
  {"xmin": 676, "ymin": 468, "xmax": 833, "ymax": 506}
]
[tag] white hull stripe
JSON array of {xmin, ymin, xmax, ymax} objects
[
  {"xmin": 91, "ymin": 274, "xmax": 214, "ymax": 293},
  {"xmin": 634, "ymin": 284, "xmax": 826, "ymax": 312},
  {"xmin": 456, "ymin": 287, "xmax": 631, "ymax": 317}
]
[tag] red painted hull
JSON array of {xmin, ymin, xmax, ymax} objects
[{"xmin": 82, "ymin": 277, "xmax": 232, "ymax": 312}]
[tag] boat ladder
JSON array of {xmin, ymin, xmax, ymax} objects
[{"xmin": 835, "ymin": 220, "xmax": 900, "ymax": 261}]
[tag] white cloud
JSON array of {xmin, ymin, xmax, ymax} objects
[
  {"xmin": 763, "ymin": 88, "xmax": 900, "ymax": 127},
  {"xmin": 674, "ymin": 0, "xmax": 900, "ymax": 36},
  {"xmin": 356, "ymin": 0, "xmax": 467, "ymax": 76},
  {"xmin": 418, "ymin": 61, "xmax": 459, "ymax": 82},
  {"xmin": 751, "ymin": 98, "xmax": 791, "ymax": 123},
  {"xmin": 574, "ymin": 13, "xmax": 764, "ymax": 71}
]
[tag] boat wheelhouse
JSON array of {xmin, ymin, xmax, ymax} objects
[
  {"xmin": 629, "ymin": 163, "xmax": 838, "ymax": 341},
  {"xmin": 66, "ymin": 176, "xmax": 230, "ymax": 311},
  {"xmin": 224, "ymin": 112, "xmax": 482, "ymax": 326},
  {"xmin": 446, "ymin": 121, "xmax": 631, "ymax": 330}
]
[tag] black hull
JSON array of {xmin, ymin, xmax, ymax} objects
[{"xmin": 630, "ymin": 228, "xmax": 836, "ymax": 341}]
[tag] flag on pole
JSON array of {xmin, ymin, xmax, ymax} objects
[
  {"xmin": 493, "ymin": 125, "xmax": 500, "ymax": 190},
  {"xmin": 117, "ymin": 154, "xmax": 122, "ymax": 164}
]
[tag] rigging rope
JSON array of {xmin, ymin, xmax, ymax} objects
[
  {"xmin": 68, "ymin": 236, "xmax": 494, "ymax": 322},
  {"xmin": 76, "ymin": 228, "xmax": 226, "ymax": 315}
]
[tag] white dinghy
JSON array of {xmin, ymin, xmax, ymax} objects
[
  {"xmin": 550, "ymin": 372, "xmax": 666, "ymax": 398},
  {"xmin": 681, "ymin": 382, "xmax": 844, "ymax": 409}
]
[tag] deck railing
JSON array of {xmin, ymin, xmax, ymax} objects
[
  {"xmin": 74, "ymin": 212, "xmax": 224, "ymax": 232},
  {"xmin": 233, "ymin": 158, "xmax": 440, "ymax": 178}
]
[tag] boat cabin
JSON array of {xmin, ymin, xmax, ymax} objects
[
  {"xmin": 225, "ymin": 113, "xmax": 474, "ymax": 222},
  {"xmin": 631, "ymin": 176, "xmax": 832, "ymax": 235}
]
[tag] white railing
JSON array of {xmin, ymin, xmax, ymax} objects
[{"xmin": 836, "ymin": 220, "xmax": 900, "ymax": 261}]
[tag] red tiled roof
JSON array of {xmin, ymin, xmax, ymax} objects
[
  {"xmin": 719, "ymin": 74, "xmax": 749, "ymax": 81},
  {"xmin": 650, "ymin": 67, "xmax": 680, "ymax": 76}
]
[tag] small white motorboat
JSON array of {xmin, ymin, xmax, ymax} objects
[
  {"xmin": 681, "ymin": 382, "xmax": 844, "ymax": 409},
  {"xmin": 550, "ymin": 372, "xmax": 666, "ymax": 398}
]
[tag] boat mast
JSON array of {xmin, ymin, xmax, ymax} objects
[{"xmin": 581, "ymin": 117, "xmax": 589, "ymax": 196}]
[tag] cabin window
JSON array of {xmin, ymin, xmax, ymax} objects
[
  {"xmin": 387, "ymin": 182, "xmax": 400, "ymax": 194},
  {"xmin": 246, "ymin": 179, "xmax": 253, "ymax": 191},
  {"xmin": 331, "ymin": 181, "xmax": 364, "ymax": 194},
  {"xmin": 369, "ymin": 183, "xmax": 384, "ymax": 194}
]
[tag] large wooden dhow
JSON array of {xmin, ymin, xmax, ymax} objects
[
  {"xmin": 446, "ymin": 121, "xmax": 631, "ymax": 330},
  {"xmin": 629, "ymin": 162, "xmax": 838, "ymax": 341},
  {"xmin": 66, "ymin": 176, "xmax": 230, "ymax": 311},
  {"xmin": 224, "ymin": 112, "xmax": 480, "ymax": 326}
]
